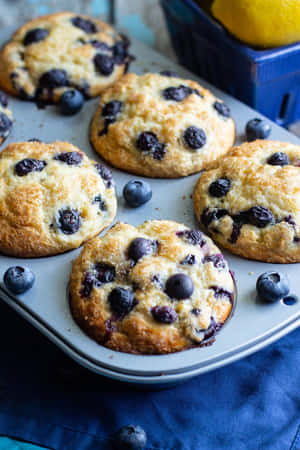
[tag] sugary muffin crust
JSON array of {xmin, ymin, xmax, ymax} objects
[
  {"xmin": 0, "ymin": 141, "xmax": 116, "ymax": 257},
  {"xmin": 194, "ymin": 140, "xmax": 300, "ymax": 263},
  {"xmin": 70, "ymin": 220, "xmax": 234, "ymax": 354},
  {"xmin": 90, "ymin": 73, "xmax": 235, "ymax": 178},
  {"xmin": 0, "ymin": 91, "xmax": 13, "ymax": 145},
  {"xmin": 0, "ymin": 12, "xmax": 131, "ymax": 103}
]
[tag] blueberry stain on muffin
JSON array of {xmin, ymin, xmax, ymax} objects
[
  {"xmin": 183, "ymin": 126, "xmax": 206, "ymax": 150},
  {"xmin": 176, "ymin": 229, "xmax": 206, "ymax": 247},
  {"xmin": 93, "ymin": 194, "xmax": 107, "ymax": 211},
  {"xmin": 108, "ymin": 287, "xmax": 136, "ymax": 317},
  {"xmin": 39, "ymin": 69, "xmax": 69, "ymax": 89},
  {"xmin": 213, "ymin": 101, "xmax": 231, "ymax": 118},
  {"xmin": 202, "ymin": 254, "xmax": 226, "ymax": 270},
  {"xmin": 267, "ymin": 152, "xmax": 290, "ymax": 166},
  {"xmin": 23, "ymin": 28, "xmax": 49, "ymax": 46},
  {"xmin": 71, "ymin": 16, "xmax": 98, "ymax": 34},
  {"xmin": 94, "ymin": 53, "xmax": 115, "ymax": 76},
  {"xmin": 136, "ymin": 131, "xmax": 167, "ymax": 160},
  {"xmin": 209, "ymin": 178, "xmax": 231, "ymax": 197},
  {"xmin": 151, "ymin": 305, "xmax": 177, "ymax": 324},
  {"xmin": 54, "ymin": 151, "xmax": 83, "ymax": 165},
  {"xmin": 56, "ymin": 208, "xmax": 81, "ymax": 234},
  {"xmin": 99, "ymin": 100, "xmax": 122, "ymax": 136},
  {"xmin": 162, "ymin": 85, "xmax": 202, "ymax": 102},
  {"xmin": 180, "ymin": 254, "xmax": 196, "ymax": 265},
  {"xmin": 15, "ymin": 158, "xmax": 46, "ymax": 176},
  {"xmin": 95, "ymin": 163, "xmax": 113, "ymax": 188}
]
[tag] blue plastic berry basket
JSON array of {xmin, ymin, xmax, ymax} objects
[{"xmin": 160, "ymin": 0, "xmax": 300, "ymax": 127}]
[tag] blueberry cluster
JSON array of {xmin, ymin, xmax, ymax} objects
[
  {"xmin": 162, "ymin": 84, "xmax": 202, "ymax": 102},
  {"xmin": 99, "ymin": 100, "xmax": 122, "ymax": 136},
  {"xmin": 136, "ymin": 131, "xmax": 167, "ymax": 160},
  {"xmin": 80, "ymin": 262, "xmax": 116, "ymax": 298},
  {"xmin": 54, "ymin": 151, "xmax": 83, "ymax": 165},
  {"xmin": 201, "ymin": 205, "xmax": 275, "ymax": 244}
]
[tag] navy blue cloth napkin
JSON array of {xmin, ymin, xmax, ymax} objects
[{"xmin": 0, "ymin": 298, "xmax": 299, "ymax": 450}]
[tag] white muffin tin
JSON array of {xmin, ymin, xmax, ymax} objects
[{"xmin": 0, "ymin": 30, "xmax": 300, "ymax": 386}]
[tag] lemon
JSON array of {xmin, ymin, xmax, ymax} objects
[{"xmin": 211, "ymin": 0, "xmax": 300, "ymax": 48}]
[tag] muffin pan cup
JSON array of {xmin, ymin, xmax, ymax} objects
[{"xmin": 0, "ymin": 30, "xmax": 300, "ymax": 384}]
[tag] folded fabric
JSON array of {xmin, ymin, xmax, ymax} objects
[{"xmin": 0, "ymin": 298, "xmax": 299, "ymax": 450}]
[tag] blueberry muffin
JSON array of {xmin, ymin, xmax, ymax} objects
[
  {"xmin": 89, "ymin": 73, "xmax": 235, "ymax": 178},
  {"xmin": 0, "ymin": 141, "xmax": 116, "ymax": 257},
  {"xmin": 69, "ymin": 220, "xmax": 234, "ymax": 354},
  {"xmin": 194, "ymin": 140, "xmax": 300, "ymax": 263},
  {"xmin": 0, "ymin": 91, "xmax": 13, "ymax": 145},
  {"xmin": 0, "ymin": 12, "xmax": 131, "ymax": 103}
]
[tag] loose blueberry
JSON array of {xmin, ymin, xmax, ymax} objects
[
  {"xmin": 209, "ymin": 178, "xmax": 231, "ymax": 197},
  {"xmin": 256, "ymin": 272, "xmax": 290, "ymax": 303},
  {"xmin": 213, "ymin": 101, "xmax": 231, "ymax": 118},
  {"xmin": 59, "ymin": 90, "xmax": 84, "ymax": 115},
  {"xmin": 180, "ymin": 254, "xmax": 196, "ymax": 265},
  {"xmin": 160, "ymin": 70, "xmax": 179, "ymax": 78},
  {"xmin": 54, "ymin": 151, "xmax": 83, "ymax": 165},
  {"xmin": 94, "ymin": 53, "xmax": 114, "ymax": 75},
  {"xmin": 93, "ymin": 194, "xmax": 107, "ymax": 211},
  {"xmin": 15, "ymin": 158, "xmax": 46, "ymax": 176},
  {"xmin": 128, "ymin": 238, "xmax": 155, "ymax": 262},
  {"xmin": 94, "ymin": 262, "xmax": 115, "ymax": 283},
  {"xmin": 23, "ymin": 28, "xmax": 49, "ymax": 46},
  {"xmin": 191, "ymin": 308, "xmax": 201, "ymax": 316},
  {"xmin": 102, "ymin": 100, "xmax": 122, "ymax": 119},
  {"xmin": 165, "ymin": 273, "xmax": 194, "ymax": 300},
  {"xmin": 56, "ymin": 208, "xmax": 81, "ymax": 234},
  {"xmin": 71, "ymin": 16, "xmax": 98, "ymax": 33},
  {"xmin": 151, "ymin": 305, "xmax": 177, "ymax": 324},
  {"xmin": 0, "ymin": 113, "xmax": 12, "ymax": 136},
  {"xmin": 95, "ymin": 163, "xmax": 113, "ymax": 188},
  {"xmin": 123, "ymin": 180, "xmax": 152, "ymax": 207},
  {"xmin": 3, "ymin": 266, "xmax": 35, "ymax": 295},
  {"xmin": 282, "ymin": 295, "xmax": 298, "ymax": 306},
  {"xmin": 162, "ymin": 85, "xmax": 199, "ymax": 101},
  {"xmin": 183, "ymin": 126, "xmax": 206, "ymax": 149},
  {"xmin": 267, "ymin": 152, "xmax": 290, "ymax": 166},
  {"xmin": 108, "ymin": 287, "xmax": 134, "ymax": 316},
  {"xmin": 0, "ymin": 91, "xmax": 8, "ymax": 107},
  {"xmin": 114, "ymin": 425, "xmax": 147, "ymax": 450},
  {"xmin": 246, "ymin": 206, "xmax": 274, "ymax": 228},
  {"xmin": 246, "ymin": 118, "xmax": 271, "ymax": 141},
  {"xmin": 39, "ymin": 69, "xmax": 69, "ymax": 89},
  {"xmin": 176, "ymin": 229, "xmax": 206, "ymax": 247}
]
